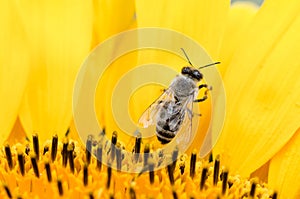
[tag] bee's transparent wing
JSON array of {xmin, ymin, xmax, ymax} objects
[
  {"xmin": 138, "ymin": 88, "xmax": 173, "ymax": 128},
  {"xmin": 175, "ymin": 94, "xmax": 194, "ymax": 147}
]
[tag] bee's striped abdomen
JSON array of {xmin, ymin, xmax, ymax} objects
[{"xmin": 155, "ymin": 102, "xmax": 185, "ymax": 144}]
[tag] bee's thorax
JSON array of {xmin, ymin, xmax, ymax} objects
[{"xmin": 171, "ymin": 75, "xmax": 197, "ymax": 99}]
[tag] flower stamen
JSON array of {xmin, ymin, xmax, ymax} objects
[
  {"xmin": 200, "ymin": 167, "xmax": 208, "ymax": 190},
  {"xmin": 221, "ymin": 170, "xmax": 229, "ymax": 195},
  {"xmin": 25, "ymin": 144, "xmax": 30, "ymax": 156},
  {"xmin": 172, "ymin": 189, "xmax": 178, "ymax": 199},
  {"xmin": 148, "ymin": 157, "xmax": 155, "ymax": 184},
  {"xmin": 57, "ymin": 179, "xmax": 63, "ymax": 196},
  {"xmin": 96, "ymin": 143, "xmax": 103, "ymax": 171},
  {"xmin": 167, "ymin": 164, "xmax": 175, "ymax": 185},
  {"xmin": 213, "ymin": 155, "xmax": 220, "ymax": 186},
  {"xmin": 250, "ymin": 181, "xmax": 257, "ymax": 198},
  {"xmin": 272, "ymin": 192, "xmax": 278, "ymax": 199},
  {"xmin": 17, "ymin": 150, "xmax": 25, "ymax": 176},
  {"xmin": 86, "ymin": 135, "xmax": 93, "ymax": 165},
  {"xmin": 45, "ymin": 161, "xmax": 52, "ymax": 182},
  {"xmin": 134, "ymin": 132, "xmax": 142, "ymax": 163},
  {"xmin": 107, "ymin": 165, "xmax": 112, "ymax": 189},
  {"xmin": 62, "ymin": 138, "xmax": 69, "ymax": 167},
  {"xmin": 43, "ymin": 144, "xmax": 49, "ymax": 155},
  {"xmin": 4, "ymin": 144, "xmax": 13, "ymax": 170},
  {"xmin": 89, "ymin": 192, "xmax": 94, "ymax": 199},
  {"xmin": 67, "ymin": 143, "xmax": 75, "ymax": 173},
  {"xmin": 3, "ymin": 183, "xmax": 12, "ymax": 199},
  {"xmin": 116, "ymin": 143, "xmax": 122, "ymax": 171},
  {"xmin": 190, "ymin": 150, "xmax": 197, "ymax": 178},
  {"xmin": 179, "ymin": 162, "xmax": 185, "ymax": 175},
  {"xmin": 51, "ymin": 134, "xmax": 58, "ymax": 162},
  {"xmin": 143, "ymin": 143, "xmax": 150, "ymax": 166},
  {"xmin": 30, "ymin": 153, "xmax": 39, "ymax": 178},
  {"xmin": 171, "ymin": 147, "xmax": 179, "ymax": 171},
  {"xmin": 110, "ymin": 131, "xmax": 118, "ymax": 162},
  {"xmin": 129, "ymin": 183, "xmax": 137, "ymax": 199},
  {"xmin": 83, "ymin": 163, "xmax": 88, "ymax": 186},
  {"xmin": 32, "ymin": 134, "xmax": 39, "ymax": 161}
]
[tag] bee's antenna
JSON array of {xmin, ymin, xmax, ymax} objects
[
  {"xmin": 180, "ymin": 48, "xmax": 193, "ymax": 66},
  {"xmin": 198, "ymin": 61, "xmax": 221, "ymax": 69},
  {"xmin": 181, "ymin": 48, "xmax": 220, "ymax": 69}
]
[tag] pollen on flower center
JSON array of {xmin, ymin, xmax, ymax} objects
[{"xmin": 0, "ymin": 133, "xmax": 278, "ymax": 199}]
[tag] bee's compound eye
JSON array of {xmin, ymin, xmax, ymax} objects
[
  {"xmin": 192, "ymin": 70, "xmax": 202, "ymax": 81},
  {"xmin": 181, "ymin": 67, "xmax": 192, "ymax": 75}
]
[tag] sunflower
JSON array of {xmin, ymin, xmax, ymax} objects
[{"xmin": 0, "ymin": 0, "xmax": 300, "ymax": 198}]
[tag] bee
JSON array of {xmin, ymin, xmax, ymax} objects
[{"xmin": 138, "ymin": 48, "xmax": 220, "ymax": 145}]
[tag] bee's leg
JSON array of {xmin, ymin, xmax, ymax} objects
[
  {"xmin": 194, "ymin": 84, "xmax": 212, "ymax": 102},
  {"xmin": 187, "ymin": 108, "xmax": 201, "ymax": 117},
  {"xmin": 187, "ymin": 108, "xmax": 193, "ymax": 119}
]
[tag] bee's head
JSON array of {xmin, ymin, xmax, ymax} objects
[{"xmin": 181, "ymin": 66, "xmax": 203, "ymax": 81}]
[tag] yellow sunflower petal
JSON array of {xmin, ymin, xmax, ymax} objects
[
  {"xmin": 269, "ymin": 128, "xmax": 300, "ymax": 198},
  {"xmin": 7, "ymin": 117, "xmax": 26, "ymax": 144},
  {"xmin": 92, "ymin": 0, "xmax": 137, "ymax": 143},
  {"xmin": 218, "ymin": 2, "xmax": 258, "ymax": 75},
  {"xmin": 95, "ymin": 51, "xmax": 138, "ymax": 143},
  {"xmin": 214, "ymin": 0, "xmax": 300, "ymax": 176},
  {"xmin": 135, "ymin": 0, "xmax": 230, "ymax": 59},
  {"xmin": 0, "ymin": 1, "xmax": 30, "ymax": 144},
  {"xmin": 92, "ymin": 0, "xmax": 136, "ymax": 45},
  {"xmin": 250, "ymin": 160, "xmax": 270, "ymax": 183},
  {"xmin": 16, "ymin": 1, "xmax": 94, "ymax": 142}
]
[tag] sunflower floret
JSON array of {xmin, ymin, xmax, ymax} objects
[{"xmin": 0, "ymin": 135, "xmax": 276, "ymax": 199}]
